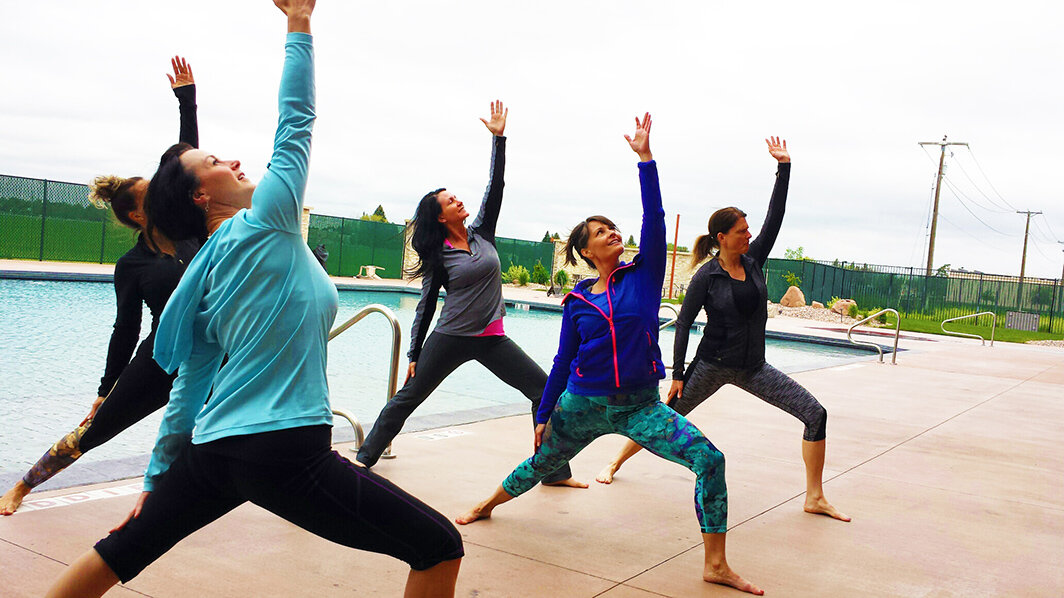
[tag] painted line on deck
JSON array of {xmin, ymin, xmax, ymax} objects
[{"xmin": 19, "ymin": 482, "xmax": 142, "ymax": 512}]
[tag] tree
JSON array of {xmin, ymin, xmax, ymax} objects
[
  {"xmin": 530, "ymin": 260, "xmax": 550, "ymax": 285},
  {"xmin": 666, "ymin": 243, "xmax": 688, "ymax": 252},
  {"xmin": 625, "ymin": 235, "xmax": 637, "ymax": 247},
  {"xmin": 360, "ymin": 204, "xmax": 389, "ymax": 223},
  {"xmin": 784, "ymin": 246, "xmax": 810, "ymax": 260},
  {"xmin": 542, "ymin": 230, "xmax": 552, "ymax": 242},
  {"xmin": 551, "ymin": 232, "xmax": 560, "ymax": 240}
]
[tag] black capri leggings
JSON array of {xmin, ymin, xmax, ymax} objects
[
  {"xmin": 94, "ymin": 425, "xmax": 463, "ymax": 582},
  {"xmin": 672, "ymin": 359, "xmax": 828, "ymax": 442},
  {"xmin": 356, "ymin": 332, "xmax": 573, "ymax": 483},
  {"xmin": 21, "ymin": 337, "xmax": 175, "ymax": 488}
]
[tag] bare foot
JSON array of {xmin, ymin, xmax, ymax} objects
[
  {"xmin": 804, "ymin": 496, "xmax": 851, "ymax": 522},
  {"xmin": 704, "ymin": 564, "xmax": 763, "ymax": 595},
  {"xmin": 543, "ymin": 477, "xmax": 589, "ymax": 489},
  {"xmin": 455, "ymin": 504, "xmax": 493, "ymax": 525},
  {"xmin": 595, "ymin": 462, "xmax": 620, "ymax": 484},
  {"xmin": 351, "ymin": 459, "xmax": 368, "ymax": 469},
  {"xmin": 0, "ymin": 481, "xmax": 32, "ymax": 516}
]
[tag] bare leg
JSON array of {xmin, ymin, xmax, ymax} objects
[
  {"xmin": 543, "ymin": 477, "xmax": 589, "ymax": 488},
  {"xmin": 455, "ymin": 485, "xmax": 515, "ymax": 525},
  {"xmin": 45, "ymin": 549, "xmax": 119, "ymax": 598},
  {"xmin": 595, "ymin": 439, "xmax": 644, "ymax": 484},
  {"xmin": 801, "ymin": 439, "xmax": 850, "ymax": 522},
  {"xmin": 0, "ymin": 480, "xmax": 32, "ymax": 515},
  {"xmin": 702, "ymin": 533, "xmax": 763, "ymax": 595},
  {"xmin": 404, "ymin": 557, "xmax": 462, "ymax": 598}
]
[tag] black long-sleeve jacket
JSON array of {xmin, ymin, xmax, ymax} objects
[
  {"xmin": 672, "ymin": 162, "xmax": 790, "ymax": 378},
  {"xmin": 97, "ymin": 85, "xmax": 200, "ymax": 396}
]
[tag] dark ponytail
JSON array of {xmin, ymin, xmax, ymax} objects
[
  {"xmin": 89, "ymin": 175, "xmax": 144, "ymax": 230},
  {"xmin": 405, "ymin": 188, "xmax": 447, "ymax": 278},
  {"xmin": 691, "ymin": 206, "xmax": 746, "ymax": 265},
  {"xmin": 146, "ymin": 142, "xmax": 208, "ymax": 244}
]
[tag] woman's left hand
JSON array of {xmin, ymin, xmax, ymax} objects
[
  {"xmin": 167, "ymin": 56, "xmax": 194, "ymax": 89},
  {"xmin": 625, "ymin": 113, "xmax": 653, "ymax": 162},
  {"xmin": 766, "ymin": 136, "xmax": 790, "ymax": 163},
  {"xmin": 534, "ymin": 423, "xmax": 546, "ymax": 451},
  {"xmin": 480, "ymin": 100, "xmax": 508, "ymax": 137}
]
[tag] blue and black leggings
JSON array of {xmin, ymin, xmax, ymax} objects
[{"xmin": 503, "ymin": 386, "xmax": 728, "ymax": 534}]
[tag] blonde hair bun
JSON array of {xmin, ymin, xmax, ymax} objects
[{"xmin": 89, "ymin": 175, "xmax": 128, "ymax": 208}]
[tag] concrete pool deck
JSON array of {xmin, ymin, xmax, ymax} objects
[{"xmin": 2, "ymin": 260, "xmax": 1063, "ymax": 596}]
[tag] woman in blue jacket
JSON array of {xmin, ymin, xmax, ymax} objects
[
  {"xmin": 46, "ymin": 3, "xmax": 462, "ymax": 596},
  {"xmin": 456, "ymin": 114, "xmax": 762, "ymax": 595}
]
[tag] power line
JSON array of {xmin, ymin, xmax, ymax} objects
[
  {"xmin": 1037, "ymin": 213, "xmax": 1061, "ymax": 242},
  {"xmin": 965, "ymin": 146, "xmax": 1018, "ymax": 211},
  {"xmin": 947, "ymin": 153, "xmax": 1013, "ymax": 212},
  {"xmin": 940, "ymin": 177, "xmax": 1013, "ymax": 235}
]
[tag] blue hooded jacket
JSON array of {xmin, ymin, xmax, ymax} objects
[{"xmin": 536, "ymin": 160, "xmax": 666, "ymax": 424}]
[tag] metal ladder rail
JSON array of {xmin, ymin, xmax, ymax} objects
[
  {"xmin": 659, "ymin": 303, "xmax": 681, "ymax": 330},
  {"xmin": 940, "ymin": 311, "xmax": 997, "ymax": 346},
  {"xmin": 328, "ymin": 304, "xmax": 402, "ymax": 457},
  {"xmin": 846, "ymin": 308, "xmax": 901, "ymax": 365}
]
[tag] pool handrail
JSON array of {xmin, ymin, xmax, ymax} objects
[
  {"xmin": 328, "ymin": 303, "xmax": 402, "ymax": 458},
  {"xmin": 846, "ymin": 308, "xmax": 900, "ymax": 365},
  {"xmin": 940, "ymin": 311, "xmax": 996, "ymax": 346},
  {"xmin": 659, "ymin": 303, "xmax": 680, "ymax": 330}
]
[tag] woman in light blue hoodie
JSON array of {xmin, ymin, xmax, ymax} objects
[
  {"xmin": 46, "ymin": 3, "xmax": 462, "ymax": 597},
  {"xmin": 456, "ymin": 114, "xmax": 762, "ymax": 595}
]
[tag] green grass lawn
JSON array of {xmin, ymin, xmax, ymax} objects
[{"xmin": 881, "ymin": 315, "xmax": 1062, "ymax": 344}]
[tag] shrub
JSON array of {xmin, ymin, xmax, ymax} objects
[
  {"xmin": 847, "ymin": 303, "xmax": 859, "ymax": 319},
  {"xmin": 507, "ymin": 264, "xmax": 530, "ymax": 286},
  {"xmin": 554, "ymin": 269, "xmax": 569, "ymax": 288},
  {"xmin": 500, "ymin": 268, "xmax": 513, "ymax": 284},
  {"xmin": 782, "ymin": 271, "xmax": 802, "ymax": 288},
  {"xmin": 827, "ymin": 296, "xmax": 841, "ymax": 309},
  {"xmin": 530, "ymin": 260, "xmax": 550, "ymax": 285}
]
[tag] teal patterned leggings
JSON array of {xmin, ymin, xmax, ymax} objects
[{"xmin": 502, "ymin": 387, "xmax": 727, "ymax": 533}]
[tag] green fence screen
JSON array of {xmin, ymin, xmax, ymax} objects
[
  {"xmin": 306, "ymin": 214, "xmax": 406, "ymax": 279},
  {"xmin": 764, "ymin": 258, "xmax": 1064, "ymax": 334},
  {"xmin": 494, "ymin": 236, "xmax": 555, "ymax": 275},
  {"xmin": 1, "ymin": 174, "xmax": 138, "ymax": 263}
]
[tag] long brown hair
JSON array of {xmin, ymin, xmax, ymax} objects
[{"xmin": 691, "ymin": 207, "xmax": 746, "ymax": 265}]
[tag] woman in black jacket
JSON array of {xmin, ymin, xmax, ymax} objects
[
  {"xmin": 0, "ymin": 57, "xmax": 202, "ymax": 515},
  {"xmin": 596, "ymin": 137, "xmax": 849, "ymax": 522}
]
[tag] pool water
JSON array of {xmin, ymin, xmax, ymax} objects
[{"xmin": 0, "ymin": 280, "xmax": 875, "ymax": 477}]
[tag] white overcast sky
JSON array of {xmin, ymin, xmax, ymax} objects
[{"xmin": 3, "ymin": 1, "xmax": 1063, "ymax": 279}]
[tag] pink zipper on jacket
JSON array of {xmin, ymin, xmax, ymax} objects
[{"xmin": 566, "ymin": 261, "xmax": 637, "ymax": 388}]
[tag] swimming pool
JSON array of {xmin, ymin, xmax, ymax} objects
[{"xmin": 0, "ymin": 280, "xmax": 879, "ymax": 486}]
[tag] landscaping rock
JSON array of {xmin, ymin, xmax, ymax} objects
[
  {"xmin": 780, "ymin": 286, "xmax": 806, "ymax": 307},
  {"xmin": 831, "ymin": 299, "xmax": 856, "ymax": 315},
  {"xmin": 811, "ymin": 301, "xmax": 824, "ymax": 309}
]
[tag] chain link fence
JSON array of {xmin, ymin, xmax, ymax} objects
[
  {"xmin": 765, "ymin": 258, "xmax": 1064, "ymax": 334},
  {"xmin": 1, "ymin": 174, "xmax": 138, "ymax": 263}
]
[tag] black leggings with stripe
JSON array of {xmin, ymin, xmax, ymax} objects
[
  {"xmin": 94, "ymin": 425, "xmax": 463, "ymax": 582},
  {"xmin": 672, "ymin": 359, "xmax": 827, "ymax": 442}
]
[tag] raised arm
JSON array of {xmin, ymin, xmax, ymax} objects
[
  {"xmin": 626, "ymin": 113, "xmax": 666, "ymax": 294},
  {"xmin": 97, "ymin": 260, "xmax": 142, "ymax": 397},
  {"xmin": 168, "ymin": 56, "xmax": 199, "ymax": 148},
  {"xmin": 748, "ymin": 137, "xmax": 791, "ymax": 267},
  {"xmin": 248, "ymin": 0, "xmax": 316, "ymax": 233},
  {"xmin": 469, "ymin": 100, "xmax": 508, "ymax": 242}
]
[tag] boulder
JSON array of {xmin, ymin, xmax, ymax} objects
[
  {"xmin": 811, "ymin": 301, "xmax": 825, "ymax": 309},
  {"xmin": 779, "ymin": 286, "xmax": 806, "ymax": 307},
  {"xmin": 766, "ymin": 300, "xmax": 776, "ymax": 318},
  {"xmin": 831, "ymin": 299, "xmax": 856, "ymax": 315}
]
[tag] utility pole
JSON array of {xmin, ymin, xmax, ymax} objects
[
  {"xmin": 918, "ymin": 135, "xmax": 968, "ymax": 275},
  {"xmin": 1016, "ymin": 210, "xmax": 1042, "ymax": 284}
]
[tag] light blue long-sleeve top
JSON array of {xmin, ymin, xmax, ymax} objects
[{"xmin": 145, "ymin": 32, "xmax": 337, "ymax": 492}]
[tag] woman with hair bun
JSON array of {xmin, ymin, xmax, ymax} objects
[
  {"xmin": 0, "ymin": 56, "xmax": 200, "ymax": 516},
  {"xmin": 595, "ymin": 137, "xmax": 849, "ymax": 523}
]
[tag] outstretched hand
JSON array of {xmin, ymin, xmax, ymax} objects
[
  {"xmin": 625, "ymin": 113, "xmax": 653, "ymax": 163},
  {"xmin": 480, "ymin": 100, "xmax": 508, "ymax": 137},
  {"xmin": 766, "ymin": 136, "xmax": 790, "ymax": 163},
  {"xmin": 167, "ymin": 56, "xmax": 194, "ymax": 89},
  {"xmin": 274, "ymin": 0, "xmax": 315, "ymax": 32}
]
